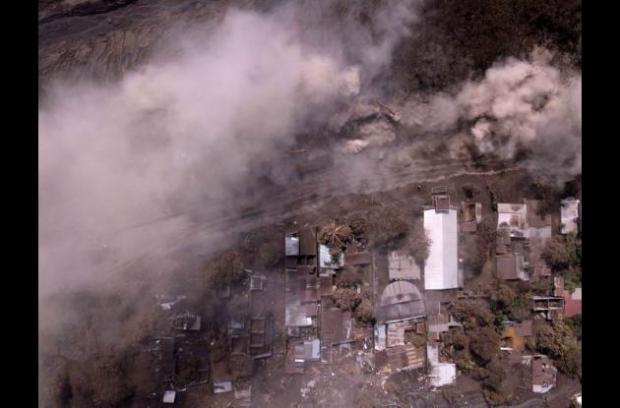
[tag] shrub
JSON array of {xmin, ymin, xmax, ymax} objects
[
  {"xmin": 407, "ymin": 221, "xmax": 431, "ymax": 266},
  {"xmin": 205, "ymin": 251, "xmax": 245, "ymax": 290},
  {"xmin": 368, "ymin": 206, "xmax": 409, "ymax": 248},
  {"xmin": 443, "ymin": 327, "xmax": 468, "ymax": 351},
  {"xmin": 258, "ymin": 241, "xmax": 282, "ymax": 268},
  {"xmin": 469, "ymin": 326, "xmax": 500, "ymax": 366},
  {"xmin": 354, "ymin": 298, "xmax": 375, "ymax": 324},
  {"xmin": 542, "ymin": 234, "xmax": 581, "ymax": 272},
  {"xmin": 349, "ymin": 217, "xmax": 368, "ymax": 237},
  {"xmin": 535, "ymin": 320, "xmax": 581, "ymax": 378},
  {"xmin": 331, "ymin": 288, "xmax": 362, "ymax": 311},
  {"xmin": 318, "ymin": 222, "xmax": 353, "ymax": 250},
  {"xmin": 461, "ymin": 235, "xmax": 487, "ymax": 277},
  {"xmin": 338, "ymin": 266, "xmax": 363, "ymax": 288},
  {"xmin": 451, "ymin": 299, "xmax": 494, "ymax": 330}
]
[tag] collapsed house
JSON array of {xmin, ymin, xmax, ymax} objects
[
  {"xmin": 151, "ymin": 337, "xmax": 176, "ymax": 383},
  {"xmin": 531, "ymin": 295, "xmax": 564, "ymax": 321},
  {"xmin": 461, "ymin": 201, "xmax": 482, "ymax": 233},
  {"xmin": 426, "ymin": 311, "xmax": 461, "ymax": 342},
  {"xmin": 496, "ymin": 200, "xmax": 553, "ymax": 281},
  {"xmin": 386, "ymin": 343, "xmax": 426, "ymax": 373},
  {"xmin": 496, "ymin": 250, "xmax": 528, "ymax": 281},
  {"xmin": 285, "ymin": 228, "xmax": 320, "ymax": 336},
  {"xmin": 530, "ymin": 355, "xmax": 558, "ymax": 394},
  {"xmin": 284, "ymin": 227, "xmax": 339, "ymax": 372},
  {"xmin": 172, "ymin": 311, "xmax": 202, "ymax": 331},
  {"xmin": 497, "ymin": 200, "xmax": 552, "ymax": 238}
]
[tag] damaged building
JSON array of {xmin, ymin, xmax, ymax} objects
[
  {"xmin": 530, "ymin": 355, "xmax": 558, "ymax": 394},
  {"xmin": 461, "ymin": 201, "xmax": 482, "ymax": 233},
  {"xmin": 500, "ymin": 320, "xmax": 533, "ymax": 352},
  {"xmin": 496, "ymin": 199, "xmax": 553, "ymax": 281}
]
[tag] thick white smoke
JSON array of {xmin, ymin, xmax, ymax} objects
[
  {"xmin": 404, "ymin": 48, "xmax": 581, "ymax": 180},
  {"xmin": 39, "ymin": 2, "xmax": 418, "ymax": 295}
]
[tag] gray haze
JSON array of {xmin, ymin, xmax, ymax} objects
[{"xmin": 39, "ymin": 2, "xmax": 419, "ymax": 297}]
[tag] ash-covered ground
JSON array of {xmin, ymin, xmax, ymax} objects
[{"xmin": 39, "ymin": 1, "xmax": 581, "ymax": 407}]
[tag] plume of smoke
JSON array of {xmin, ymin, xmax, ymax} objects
[
  {"xmin": 39, "ymin": 2, "xmax": 422, "ymax": 399},
  {"xmin": 404, "ymin": 48, "xmax": 581, "ymax": 181},
  {"xmin": 38, "ymin": 0, "xmax": 422, "ymax": 354}
]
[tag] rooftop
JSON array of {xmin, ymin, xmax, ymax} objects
[
  {"xmin": 562, "ymin": 288, "xmax": 582, "ymax": 317},
  {"xmin": 387, "ymin": 344, "xmax": 425, "ymax": 372},
  {"xmin": 320, "ymin": 298, "xmax": 353, "ymax": 345},
  {"xmin": 285, "ymin": 233, "xmax": 300, "ymax": 256},
  {"xmin": 378, "ymin": 280, "xmax": 425, "ymax": 323},
  {"xmin": 424, "ymin": 209, "xmax": 459, "ymax": 290},
  {"xmin": 388, "ymin": 250, "xmax": 421, "ymax": 281},
  {"xmin": 497, "ymin": 253, "xmax": 528, "ymax": 281},
  {"xmin": 299, "ymin": 228, "xmax": 318, "ymax": 257}
]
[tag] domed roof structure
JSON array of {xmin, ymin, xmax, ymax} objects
[{"xmin": 377, "ymin": 281, "xmax": 425, "ymax": 323}]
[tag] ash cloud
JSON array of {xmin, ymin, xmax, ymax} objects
[
  {"xmin": 404, "ymin": 48, "xmax": 582, "ymax": 181},
  {"xmin": 39, "ymin": 2, "xmax": 418, "ymax": 296},
  {"xmin": 38, "ymin": 8, "xmax": 422, "ymax": 398},
  {"xmin": 38, "ymin": 2, "xmax": 422, "ymax": 403}
]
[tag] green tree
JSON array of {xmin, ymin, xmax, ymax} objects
[
  {"xmin": 469, "ymin": 326, "xmax": 500, "ymax": 366},
  {"xmin": 535, "ymin": 320, "xmax": 581, "ymax": 378},
  {"xmin": 542, "ymin": 234, "xmax": 581, "ymax": 272},
  {"xmin": 368, "ymin": 206, "xmax": 409, "ymax": 248}
]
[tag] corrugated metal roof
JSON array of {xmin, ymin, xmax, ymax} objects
[
  {"xmin": 304, "ymin": 339, "xmax": 321, "ymax": 361},
  {"xmin": 388, "ymin": 251, "xmax": 421, "ymax": 280},
  {"xmin": 378, "ymin": 281, "xmax": 425, "ymax": 322},
  {"xmin": 424, "ymin": 209, "xmax": 459, "ymax": 290},
  {"xmin": 285, "ymin": 234, "xmax": 300, "ymax": 256},
  {"xmin": 299, "ymin": 228, "xmax": 317, "ymax": 256}
]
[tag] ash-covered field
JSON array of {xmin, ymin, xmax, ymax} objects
[{"xmin": 39, "ymin": 1, "xmax": 581, "ymax": 407}]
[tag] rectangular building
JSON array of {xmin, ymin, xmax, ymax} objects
[{"xmin": 423, "ymin": 208, "xmax": 459, "ymax": 290}]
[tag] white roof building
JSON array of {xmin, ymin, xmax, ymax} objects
[
  {"xmin": 423, "ymin": 208, "xmax": 459, "ymax": 290},
  {"xmin": 162, "ymin": 390, "xmax": 176, "ymax": 404},
  {"xmin": 561, "ymin": 198, "xmax": 580, "ymax": 234}
]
